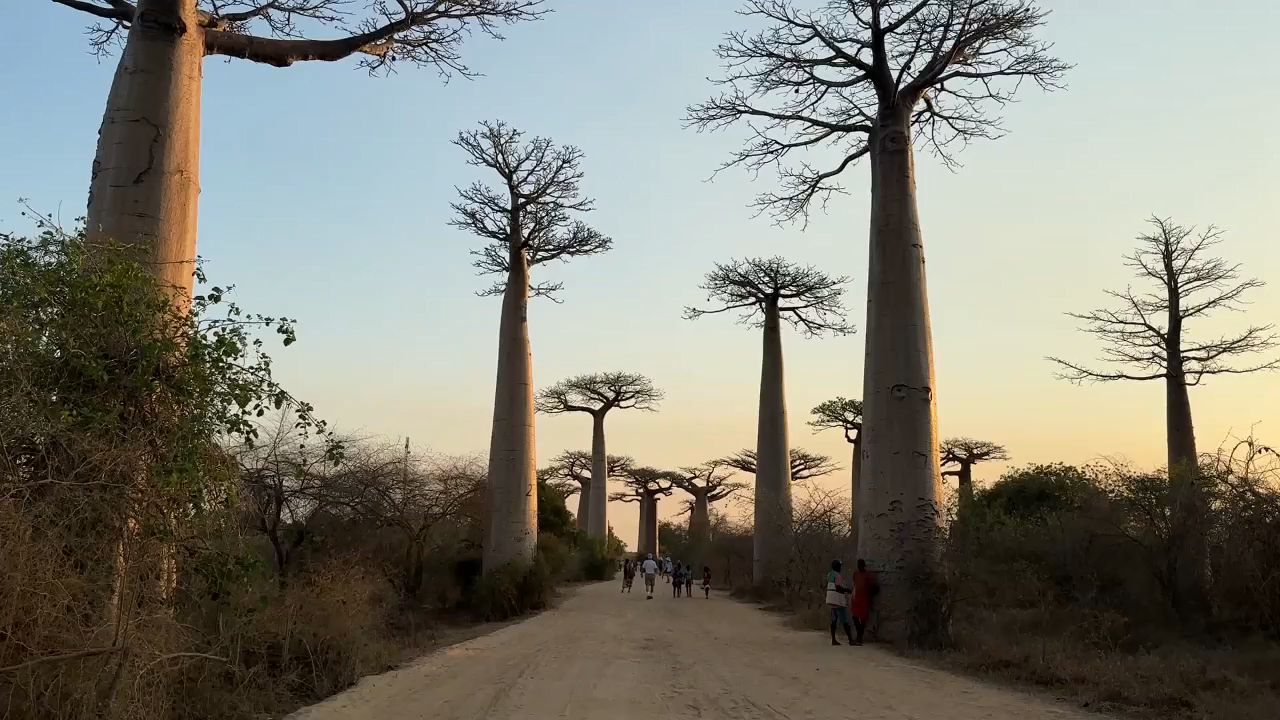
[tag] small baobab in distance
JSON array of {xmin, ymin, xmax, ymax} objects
[
  {"xmin": 809, "ymin": 396, "xmax": 864, "ymax": 546},
  {"xmin": 689, "ymin": 0, "xmax": 1069, "ymax": 645},
  {"xmin": 452, "ymin": 121, "xmax": 613, "ymax": 572},
  {"xmin": 939, "ymin": 437, "xmax": 1010, "ymax": 508},
  {"xmin": 686, "ymin": 256, "xmax": 852, "ymax": 589},
  {"xmin": 1050, "ymin": 217, "xmax": 1278, "ymax": 617},
  {"xmin": 672, "ymin": 461, "xmax": 747, "ymax": 566},
  {"xmin": 541, "ymin": 450, "xmax": 634, "ymax": 532},
  {"xmin": 52, "ymin": 0, "xmax": 543, "ymax": 303},
  {"xmin": 612, "ymin": 467, "xmax": 679, "ymax": 557},
  {"xmin": 537, "ymin": 373, "xmax": 663, "ymax": 539}
]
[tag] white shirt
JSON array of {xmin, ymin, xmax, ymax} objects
[{"xmin": 641, "ymin": 559, "xmax": 658, "ymax": 575}]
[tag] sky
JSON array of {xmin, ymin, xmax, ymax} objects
[{"xmin": 2, "ymin": 0, "xmax": 1278, "ymax": 550}]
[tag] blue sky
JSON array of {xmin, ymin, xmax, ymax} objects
[{"xmin": 3, "ymin": 0, "xmax": 1278, "ymax": 546}]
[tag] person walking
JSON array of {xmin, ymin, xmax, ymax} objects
[
  {"xmin": 825, "ymin": 559, "xmax": 856, "ymax": 646},
  {"xmin": 701, "ymin": 566, "xmax": 712, "ymax": 599},
  {"xmin": 849, "ymin": 559, "xmax": 878, "ymax": 645},
  {"xmin": 683, "ymin": 564, "xmax": 693, "ymax": 598},
  {"xmin": 671, "ymin": 563, "xmax": 684, "ymax": 598},
  {"xmin": 621, "ymin": 558, "xmax": 635, "ymax": 593},
  {"xmin": 641, "ymin": 554, "xmax": 659, "ymax": 599}
]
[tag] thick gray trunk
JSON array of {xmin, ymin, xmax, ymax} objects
[
  {"xmin": 483, "ymin": 234, "xmax": 537, "ymax": 571},
  {"xmin": 641, "ymin": 496, "xmax": 659, "ymax": 556},
  {"xmin": 587, "ymin": 413, "xmax": 609, "ymax": 540},
  {"xmin": 87, "ymin": 0, "xmax": 203, "ymax": 306},
  {"xmin": 575, "ymin": 484, "xmax": 589, "ymax": 531},
  {"xmin": 689, "ymin": 491, "xmax": 710, "ymax": 567},
  {"xmin": 753, "ymin": 300, "xmax": 792, "ymax": 588},
  {"xmin": 850, "ymin": 439, "xmax": 862, "ymax": 556},
  {"xmin": 957, "ymin": 465, "xmax": 974, "ymax": 508},
  {"xmin": 637, "ymin": 499, "xmax": 650, "ymax": 555},
  {"xmin": 1166, "ymin": 355, "xmax": 1206, "ymax": 616},
  {"xmin": 857, "ymin": 113, "xmax": 944, "ymax": 645}
]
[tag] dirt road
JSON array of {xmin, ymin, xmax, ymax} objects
[{"xmin": 289, "ymin": 580, "xmax": 1091, "ymax": 720}]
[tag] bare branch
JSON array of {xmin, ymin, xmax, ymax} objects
[
  {"xmin": 536, "ymin": 372, "xmax": 663, "ymax": 417},
  {"xmin": 688, "ymin": 0, "xmax": 1068, "ymax": 222},
  {"xmin": 685, "ymin": 256, "xmax": 854, "ymax": 338},
  {"xmin": 721, "ymin": 447, "xmax": 839, "ymax": 481},
  {"xmin": 451, "ymin": 121, "xmax": 612, "ymax": 302}
]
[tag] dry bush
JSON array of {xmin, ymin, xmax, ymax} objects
[{"xmin": 941, "ymin": 445, "xmax": 1280, "ymax": 719}]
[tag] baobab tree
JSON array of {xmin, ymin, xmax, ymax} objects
[
  {"xmin": 541, "ymin": 450, "xmax": 633, "ymax": 531},
  {"xmin": 1050, "ymin": 217, "xmax": 1277, "ymax": 616},
  {"xmin": 722, "ymin": 447, "xmax": 841, "ymax": 483},
  {"xmin": 686, "ymin": 256, "xmax": 852, "ymax": 588},
  {"xmin": 536, "ymin": 373, "xmax": 662, "ymax": 539},
  {"xmin": 939, "ymin": 437, "xmax": 1009, "ymax": 506},
  {"xmin": 809, "ymin": 396, "xmax": 863, "ymax": 544},
  {"xmin": 611, "ymin": 467, "xmax": 677, "ymax": 557},
  {"xmin": 52, "ymin": 0, "xmax": 543, "ymax": 303},
  {"xmin": 452, "ymin": 122, "xmax": 612, "ymax": 571},
  {"xmin": 688, "ymin": 0, "xmax": 1068, "ymax": 644},
  {"xmin": 672, "ymin": 461, "xmax": 747, "ymax": 565}
]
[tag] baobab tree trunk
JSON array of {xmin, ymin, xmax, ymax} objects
[
  {"xmin": 689, "ymin": 491, "xmax": 710, "ymax": 567},
  {"xmin": 641, "ymin": 496, "xmax": 659, "ymax": 556},
  {"xmin": 483, "ymin": 232, "xmax": 538, "ymax": 571},
  {"xmin": 1165, "ymin": 342, "xmax": 1206, "ymax": 617},
  {"xmin": 87, "ymin": 0, "xmax": 204, "ymax": 305},
  {"xmin": 754, "ymin": 298, "xmax": 793, "ymax": 589},
  {"xmin": 636, "ymin": 500, "xmax": 650, "ymax": 554},
  {"xmin": 858, "ymin": 113, "xmax": 945, "ymax": 646},
  {"xmin": 587, "ymin": 413, "xmax": 609, "ymax": 540},
  {"xmin": 575, "ymin": 485, "xmax": 589, "ymax": 531},
  {"xmin": 850, "ymin": 438, "xmax": 862, "ymax": 556},
  {"xmin": 957, "ymin": 465, "xmax": 974, "ymax": 507},
  {"xmin": 97, "ymin": 0, "xmax": 204, "ymax": 631}
]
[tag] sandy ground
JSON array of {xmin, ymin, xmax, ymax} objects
[{"xmin": 288, "ymin": 580, "xmax": 1095, "ymax": 720}]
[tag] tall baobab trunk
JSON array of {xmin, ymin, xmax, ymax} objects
[
  {"xmin": 636, "ymin": 499, "xmax": 650, "ymax": 554},
  {"xmin": 575, "ymin": 484, "xmax": 589, "ymax": 531},
  {"xmin": 850, "ymin": 438, "xmax": 862, "ymax": 555},
  {"xmin": 858, "ymin": 113, "xmax": 944, "ymax": 644},
  {"xmin": 956, "ymin": 465, "xmax": 974, "ymax": 506},
  {"xmin": 641, "ymin": 496, "xmax": 659, "ymax": 556},
  {"xmin": 484, "ymin": 227, "xmax": 538, "ymax": 571},
  {"xmin": 754, "ymin": 298, "xmax": 793, "ymax": 588},
  {"xmin": 587, "ymin": 413, "xmax": 608, "ymax": 540},
  {"xmin": 689, "ymin": 491, "xmax": 710, "ymax": 567},
  {"xmin": 1165, "ymin": 323, "xmax": 1206, "ymax": 616},
  {"xmin": 96, "ymin": 0, "xmax": 204, "ymax": 631},
  {"xmin": 88, "ymin": 0, "xmax": 203, "ymax": 305}
]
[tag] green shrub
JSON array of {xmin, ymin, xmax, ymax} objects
[
  {"xmin": 466, "ymin": 555, "xmax": 553, "ymax": 622},
  {"xmin": 575, "ymin": 538, "xmax": 616, "ymax": 581}
]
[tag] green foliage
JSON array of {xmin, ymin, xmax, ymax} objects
[
  {"xmin": 575, "ymin": 538, "xmax": 615, "ymax": 581},
  {"xmin": 975, "ymin": 463, "xmax": 1093, "ymax": 521},
  {"xmin": 536, "ymin": 478, "xmax": 577, "ymax": 540}
]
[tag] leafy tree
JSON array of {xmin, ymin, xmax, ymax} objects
[
  {"xmin": 809, "ymin": 396, "xmax": 863, "ymax": 545},
  {"xmin": 940, "ymin": 437, "xmax": 1010, "ymax": 506},
  {"xmin": 540, "ymin": 450, "xmax": 633, "ymax": 531},
  {"xmin": 611, "ymin": 467, "xmax": 678, "ymax": 557}
]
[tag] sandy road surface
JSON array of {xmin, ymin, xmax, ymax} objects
[{"xmin": 289, "ymin": 580, "xmax": 1093, "ymax": 720}]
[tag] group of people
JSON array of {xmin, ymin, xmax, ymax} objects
[
  {"xmin": 620, "ymin": 554, "xmax": 712, "ymax": 600},
  {"xmin": 824, "ymin": 558, "xmax": 877, "ymax": 646}
]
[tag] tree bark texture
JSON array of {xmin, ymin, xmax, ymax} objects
[
  {"xmin": 753, "ymin": 299, "xmax": 793, "ymax": 588},
  {"xmin": 689, "ymin": 491, "xmax": 710, "ymax": 568},
  {"xmin": 1165, "ymin": 326, "xmax": 1207, "ymax": 616},
  {"xmin": 587, "ymin": 413, "xmax": 609, "ymax": 540},
  {"xmin": 87, "ymin": 0, "xmax": 203, "ymax": 307},
  {"xmin": 857, "ymin": 113, "xmax": 944, "ymax": 644},
  {"xmin": 483, "ymin": 231, "xmax": 538, "ymax": 572},
  {"xmin": 575, "ymin": 484, "xmax": 589, "ymax": 531},
  {"xmin": 640, "ymin": 496, "xmax": 659, "ymax": 556},
  {"xmin": 850, "ymin": 439, "xmax": 862, "ymax": 556}
]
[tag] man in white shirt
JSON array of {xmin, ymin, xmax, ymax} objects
[{"xmin": 641, "ymin": 554, "xmax": 659, "ymax": 598}]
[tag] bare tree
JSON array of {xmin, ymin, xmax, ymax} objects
[
  {"xmin": 809, "ymin": 396, "xmax": 863, "ymax": 545},
  {"xmin": 671, "ymin": 461, "xmax": 748, "ymax": 565},
  {"xmin": 1050, "ymin": 217, "xmax": 1277, "ymax": 616},
  {"xmin": 451, "ymin": 121, "xmax": 612, "ymax": 571},
  {"xmin": 611, "ymin": 466, "xmax": 677, "ymax": 557},
  {"xmin": 686, "ymin": 256, "xmax": 852, "ymax": 588},
  {"xmin": 689, "ymin": 0, "xmax": 1068, "ymax": 644},
  {"xmin": 939, "ymin": 437, "xmax": 1009, "ymax": 505},
  {"xmin": 52, "ymin": 0, "xmax": 543, "ymax": 304},
  {"xmin": 541, "ymin": 450, "xmax": 633, "ymax": 532},
  {"xmin": 721, "ymin": 447, "xmax": 841, "ymax": 482},
  {"xmin": 536, "ymin": 372, "xmax": 662, "ymax": 539}
]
